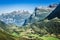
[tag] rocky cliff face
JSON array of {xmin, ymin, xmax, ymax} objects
[
  {"xmin": 23, "ymin": 6, "xmax": 55, "ymax": 26},
  {"xmin": 46, "ymin": 4, "xmax": 60, "ymax": 20}
]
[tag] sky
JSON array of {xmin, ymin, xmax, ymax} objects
[{"xmin": 0, "ymin": 0, "xmax": 60, "ymax": 14}]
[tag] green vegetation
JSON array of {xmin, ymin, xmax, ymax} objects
[
  {"xmin": 0, "ymin": 18, "xmax": 60, "ymax": 40},
  {"xmin": 0, "ymin": 30, "xmax": 15, "ymax": 40},
  {"xmin": 31, "ymin": 19, "xmax": 60, "ymax": 37},
  {"xmin": 41, "ymin": 36, "xmax": 59, "ymax": 40}
]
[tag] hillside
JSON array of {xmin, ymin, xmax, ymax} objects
[
  {"xmin": 0, "ymin": 30, "xmax": 15, "ymax": 40},
  {"xmin": 30, "ymin": 18, "xmax": 60, "ymax": 38},
  {"xmin": 0, "ymin": 16, "xmax": 60, "ymax": 40}
]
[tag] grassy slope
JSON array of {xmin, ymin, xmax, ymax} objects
[
  {"xmin": 0, "ymin": 19, "xmax": 60, "ymax": 40},
  {"xmin": 41, "ymin": 36, "xmax": 60, "ymax": 40},
  {"xmin": 0, "ymin": 30, "xmax": 15, "ymax": 40}
]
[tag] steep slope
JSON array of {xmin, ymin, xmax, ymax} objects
[
  {"xmin": 23, "ymin": 4, "xmax": 59, "ymax": 26},
  {"xmin": 46, "ymin": 4, "xmax": 60, "ymax": 20},
  {"xmin": 31, "ymin": 18, "xmax": 60, "ymax": 37},
  {"xmin": 0, "ymin": 30, "xmax": 15, "ymax": 40},
  {"xmin": 0, "ymin": 20, "xmax": 8, "ymax": 31},
  {"xmin": 20, "ymin": 18, "xmax": 60, "ymax": 40},
  {"xmin": 23, "ymin": 6, "xmax": 55, "ymax": 26}
]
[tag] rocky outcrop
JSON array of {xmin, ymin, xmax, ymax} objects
[
  {"xmin": 46, "ymin": 4, "xmax": 60, "ymax": 20},
  {"xmin": 48, "ymin": 4, "xmax": 58, "ymax": 8}
]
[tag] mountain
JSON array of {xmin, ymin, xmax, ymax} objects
[
  {"xmin": 46, "ymin": 4, "xmax": 60, "ymax": 20},
  {"xmin": 0, "ymin": 4, "xmax": 58, "ymax": 26},
  {"xmin": 0, "ymin": 10, "xmax": 31, "ymax": 26},
  {"xmin": 23, "ymin": 4, "xmax": 60, "ymax": 26},
  {"xmin": 0, "ymin": 3, "xmax": 60, "ymax": 40},
  {"xmin": 23, "ymin": 6, "xmax": 56, "ymax": 26}
]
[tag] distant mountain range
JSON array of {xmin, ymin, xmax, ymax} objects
[
  {"xmin": 0, "ymin": 10, "xmax": 31, "ymax": 26},
  {"xmin": 0, "ymin": 4, "xmax": 58, "ymax": 26}
]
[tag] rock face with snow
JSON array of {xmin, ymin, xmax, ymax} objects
[
  {"xmin": 24, "ymin": 4, "xmax": 60, "ymax": 25},
  {"xmin": 0, "ymin": 10, "xmax": 31, "ymax": 26},
  {"xmin": 23, "ymin": 6, "xmax": 55, "ymax": 26},
  {"xmin": 23, "ymin": 4, "xmax": 60, "ymax": 26}
]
